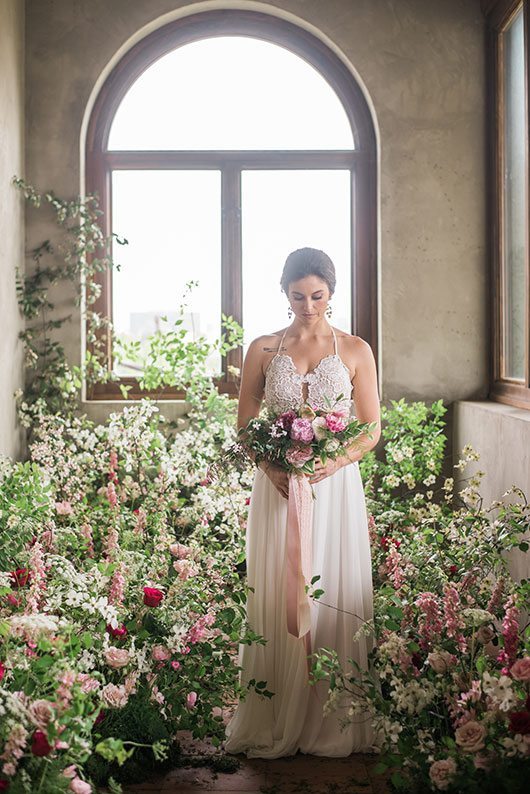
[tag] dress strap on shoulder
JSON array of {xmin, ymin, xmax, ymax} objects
[
  {"xmin": 330, "ymin": 326, "xmax": 338, "ymax": 356},
  {"xmin": 277, "ymin": 327, "xmax": 289, "ymax": 354}
]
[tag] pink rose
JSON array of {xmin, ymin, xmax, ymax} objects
[
  {"xmin": 289, "ymin": 418, "xmax": 314, "ymax": 443},
  {"xmin": 28, "ymin": 699, "xmax": 55, "ymax": 730},
  {"xmin": 69, "ymin": 778, "xmax": 92, "ymax": 793},
  {"xmin": 285, "ymin": 445, "xmax": 314, "ymax": 469},
  {"xmin": 104, "ymin": 647, "xmax": 130, "ymax": 669},
  {"xmin": 428, "ymin": 758, "xmax": 457, "ymax": 790},
  {"xmin": 454, "ymin": 720, "xmax": 486, "ymax": 752},
  {"xmin": 186, "ymin": 691, "xmax": 197, "ymax": 709},
  {"xmin": 510, "ymin": 657, "xmax": 530, "ymax": 682},
  {"xmin": 325, "ymin": 412, "xmax": 347, "ymax": 433},
  {"xmin": 62, "ymin": 765, "xmax": 77, "ymax": 779}
]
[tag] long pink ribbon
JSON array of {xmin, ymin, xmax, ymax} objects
[{"xmin": 286, "ymin": 472, "xmax": 314, "ymax": 677}]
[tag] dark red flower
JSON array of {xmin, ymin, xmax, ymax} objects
[
  {"xmin": 509, "ymin": 710, "xmax": 530, "ymax": 735},
  {"xmin": 411, "ymin": 652, "xmax": 422, "ymax": 668},
  {"xmin": 106, "ymin": 623, "xmax": 128, "ymax": 639},
  {"xmin": 0, "ymin": 662, "xmax": 5, "ymax": 682},
  {"xmin": 31, "ymin": 730, "xmax": 52, "ymax": 756},
  {"xmin": 0, "ymin": 780, "xmax": 10, "ymax": 790},
  {"xmin": 245, "ymin": 497, "xmax": 251, "ymax": 506},
  {"xmin": 5, "ymin": 594, "xmax": 20, "ymax": 608},
  {"xmin": 449, "ymin": 565, "xmax": 458, "ymax": 575},
  {"xmin": 133, "ymin": 508, "xmax": 140, "ymax": 515},
  {"xmin": 143, "ymin": 586, "xmax": 164, "ymax": 607},
  {"xmin": 94, "ymin": 709, "xmax": 106, "ymax": 726},
  {"xmin": 10, "ymin": 568, "xmax": 30, "ymax": 588},
  {"xmin": 380, "ymin": 536, "xmax": 390, "ymax": 550}
]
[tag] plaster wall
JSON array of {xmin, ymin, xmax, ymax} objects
[
  {"xmin": 0, "ymin": 0, "xmax": 25, "ymax": 458},
  {"xmin": 24, "ymin": 0, "xmax": 486, "ymax": 421}
]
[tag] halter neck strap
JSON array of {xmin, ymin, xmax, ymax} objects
[{"xmin": 277, "ymin": 325, "xmax": 337, "ymax": 355}]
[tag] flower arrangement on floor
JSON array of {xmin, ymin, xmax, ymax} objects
[
  {"xmin": 0, "ymin": 397, "xmax": 261, "ymax": 793},
  {"xmin": 312, "ymin": 399, "xmax": 530, "ymax": 793}
]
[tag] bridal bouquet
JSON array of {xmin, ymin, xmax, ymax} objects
[{"xmin": 238, "ymin": 398, "xmax": 378, "ymax": 475}]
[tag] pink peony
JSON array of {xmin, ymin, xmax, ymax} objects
[
  {"xmin": 510, "ymin": 657, "xmax": 530, "ymax": 682},
  {"xmin": 285, "ymin": 445, "xmax": 314, "ymax": 469},
  {"xmin": 101, "ymin": 683, "xmax": 128, "ymax": 709},
  {"xmin": 186, "ymin": 691, "xmax": 198, "ymax": 709},
  {"xmin": 152, "ymin": 645, "xmax": 171, "ymax": 661},
  {"xmin": 289, "ymin": 418, "xmax": 314, "ymax": 443},
  {"xmin": 325, "ymin": 412, "xmax": 347, "ymax": 433},
  {"xmin": 278, "ymin": 410, "xmax": 297, "ymax": 430}
]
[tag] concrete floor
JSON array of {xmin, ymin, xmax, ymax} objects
[{"xmin": 120, "ymin": 726, "xmax": 392, "ymax": 794}]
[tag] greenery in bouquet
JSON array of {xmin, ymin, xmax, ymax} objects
[
  {"xmin": 311, "ymin": 399, "xmax": 530, "ymax": 793},
  {"xmin": 236, "ymin": 397, "xmax": 378, "ymax": 476}
]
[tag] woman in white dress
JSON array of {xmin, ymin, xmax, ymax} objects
[{"xmin": 224, "ymin": 247, "xmax": 381, "ymax": 758}]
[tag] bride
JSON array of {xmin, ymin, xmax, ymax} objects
[{"xmin": 224, "ymin": 247, "xmax": 381, "ymax": 758}]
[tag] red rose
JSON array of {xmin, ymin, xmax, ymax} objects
[
  {"xmin": 10, "ymin": 568, "xmax": 30, "ymax": 588},
  {"xmin": 31, "ymin": 730, "xmax": 52, "ymax": 756},
  {"xmin": 143, "ymin": 587, "xmax": 164, "ymax": 607},
  {"xmin": 509, "ymin": 710, "xmax": 530, "ymax": 735},
  {"xmin": 106, "ymin": 622, "xmax": 128, "ymax": 639}
]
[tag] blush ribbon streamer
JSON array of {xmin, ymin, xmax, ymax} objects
[{"xmin": 285, "ymin": 472, "xmax": 314, "ymax": 677}]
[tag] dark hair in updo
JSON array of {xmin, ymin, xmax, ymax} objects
[{"xmin": 280, "ymin": 247, "xmax": 336, "ymax": 297}]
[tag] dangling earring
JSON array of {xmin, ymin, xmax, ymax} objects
[
  {"xmin": 326, "ymin": 304, "xmax": 332, "ymax": 318},
  {"xmin": 287, "ymin": 306, "xmax": 293, "ymax": 319}
]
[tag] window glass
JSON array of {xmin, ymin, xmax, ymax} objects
[
  {"xmin": 111, "ymin": 170, "xmax": 222, "ymax": 376},
  {"xmin": 108, "ymin": 37, "xmax": 354, "ymax": 151},
  {"xmin": 241, "ymin": 170, "xmax": 351, "ymax": 352},
  {"xmin": 502, "ymin": 6, "xmax": 527, "ymax": 380}
]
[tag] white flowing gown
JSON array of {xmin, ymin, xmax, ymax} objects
[{"xmin": 224, "ymin": 327, "xmax": 375, "ymax": 758}]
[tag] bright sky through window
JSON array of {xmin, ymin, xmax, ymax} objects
[
  {"xmin": 108, "ymin": 36, "xmax": 354, "ymax": 150},
  {"xmin": 108, "ymin": 36, "xmax": 354, "ymax": 376}
]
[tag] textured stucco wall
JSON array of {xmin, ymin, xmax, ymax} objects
[
  {"xmin": 24, "ymin": 0, "xmax": 486, "ymax": 420},
  {"xmin": 454, "ymin": 401, "xmax": 530, "ymax": 581},
  {"xmin": 0, "ymin": 0, "xmax": 25, "ymax": 458}
]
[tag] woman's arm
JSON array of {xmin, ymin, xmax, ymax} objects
[{"xmin": 341, "ymin": 337, "xmax": 381, "ymax": 464}]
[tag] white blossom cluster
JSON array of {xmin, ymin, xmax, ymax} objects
[{"xmin": 390, "ymin": 678, "xmax": 437, "ymax": 715}]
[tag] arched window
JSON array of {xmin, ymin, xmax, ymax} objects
[{"xmin": 85, "ymin": 10, "xmax": 377, "ymax": 400}]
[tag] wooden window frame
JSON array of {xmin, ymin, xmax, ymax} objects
[
  {"xmin": 484, "ymin": 0, "xmax": 530, "ymax": 408},
  {"xmin": 85, "ymin": 9, "xmax": 378, "ymax": 401}
]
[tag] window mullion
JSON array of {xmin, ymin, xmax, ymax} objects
[{"xmin": 221, "ymin": 166, "xmax": 243, "ymax": 380}]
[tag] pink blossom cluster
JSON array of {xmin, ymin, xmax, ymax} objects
[
  {"xmin": 80, "ymin": 522, "xmax": 94, "ymax": 557},
  {"xmin": 385, "ymin": 545, "xmax": 405, "ymax": 590},
  {"xmin": 497, "ymin": 594, "xmax": 520, "ymax": 669},
  {"xmin": 24, "ymin": 541, "xmax": 46, "ymax": 614},
  {"xmin": 0, "ymin": 723, "xmax": 27, "ymax": 778},
  {"xmin": 414, "ymin": 591, "xmax": 443, "ymax": 651},
  {"xmin": 443, "ymin": 584, "xmax": 467, "ymax": 653},
  {"xmin": 186, "ymin": 611, "xmax": 216, "ymax": 645},
  {"xmin": 487, "ymin": 575, "xmax": 505, "ymax": 613},
  {"xmin": 109, "ymin": 561, "xmax": 126, "ymax": 607}
]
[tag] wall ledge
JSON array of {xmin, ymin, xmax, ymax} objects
[{"xmin": 455, "ymin": 399, "xmax": 530, "ymax": 425}]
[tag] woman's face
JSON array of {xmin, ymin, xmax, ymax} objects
[{"xmin": 287, "ymin": 275, "xmax": 331, "ymax": 322}]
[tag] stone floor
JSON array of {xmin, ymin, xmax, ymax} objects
[{"xmin": 119, "ymin": 727, "xmax": 392, "ymax": 794}]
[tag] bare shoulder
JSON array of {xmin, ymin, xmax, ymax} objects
[
  {"xmin": 243, "ymin": 330, "xmax": 286, "ymax": 373},
  {"xmin": 334, "ymin": 329, "xmax": 375, "ymax": 374}
]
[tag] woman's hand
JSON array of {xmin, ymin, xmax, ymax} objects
[
  {"xmin": 309, "ymin": 456, "xmax": 345, "ymax": 485},
  {"xmin": 260, "ymin": 462, "xmax": 290, "ymax": 499}
]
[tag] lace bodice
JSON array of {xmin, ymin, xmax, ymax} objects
[{"xmin": 263, "ymin": 327, "xmax": 355, "ymax": 416}]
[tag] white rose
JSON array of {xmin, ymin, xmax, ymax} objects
[
  {"xmin": 325, "ymin": 438, "xmax": 340, "ymax": 453},
  {"xmin": 311, "ymin": 416, "xmax": 328, "ymax": 440}
]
